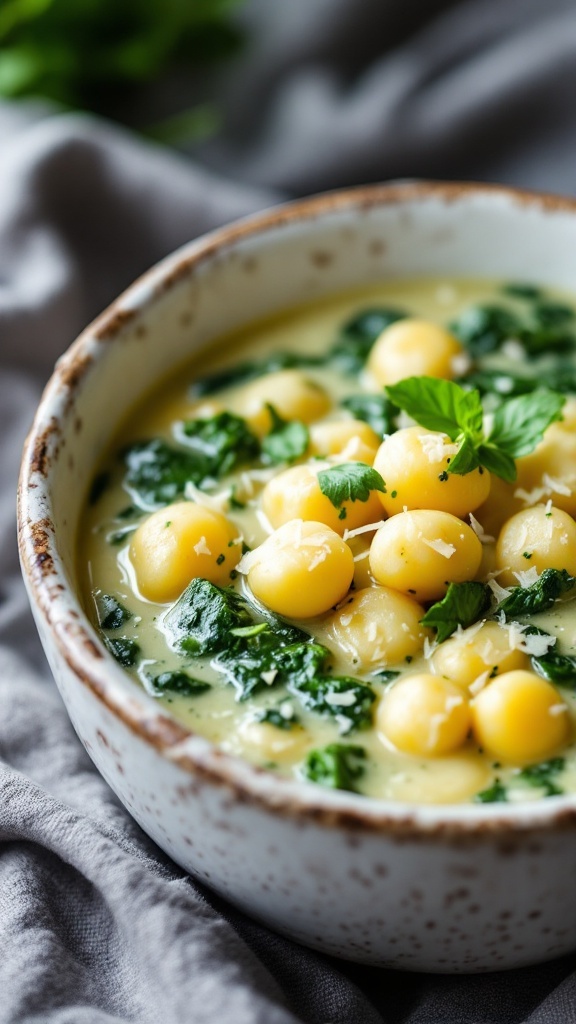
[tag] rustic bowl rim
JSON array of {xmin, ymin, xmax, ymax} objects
[{"xmin": 18, "ymin": 179, "xmax": 576, "ymax": 839}]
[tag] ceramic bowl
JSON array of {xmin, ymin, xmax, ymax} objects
[{"xmin": 18, "ymin": 182, "xmax": 576, "ymax": 973}]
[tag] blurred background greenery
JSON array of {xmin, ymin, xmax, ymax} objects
[{"xmin": 0, "ymin": 0, "xmax": 247, "ymax": 144}]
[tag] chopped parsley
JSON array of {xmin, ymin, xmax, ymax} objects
[{"xmin": 261, "ymin": 405, "xmax": 309, "ymax": 465}]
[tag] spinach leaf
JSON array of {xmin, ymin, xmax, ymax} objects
[
  {"xmin": 484, "ymin": 389, "xmax": 565, "ymax": 461},
  {"xmin": 451, "ymin": 305, "xmax": 522, "ymax": 356},
  {"xmin": 531, "ymin": 301, "xmax": 575, "ymax": 327},
  {"xmin": 123, "ymin": 438, "xmax": 206, "ymax": 509},
  {"xmin": 256, "ymin": 707, "xmax": 300, "ymax": 730},
  {"xmin": 496, "ymin": 568, "xmax": 575, "ymax": 619},
  {"xmin": 181, "ymin": 411, "xmax": 259, "ymax": 476},
  {"xmin": 302, "ymin": 743, "xmax": 367, "ymax": 792},
  {"xmin": 517, "ymin": 758, "xmax": 565, "ymax": 796},
  {"xmin": 164, "ymin": 579, "xmax": 251, "ymax": 656},
  {"xmin": 317, "ymin": 462, "xmax": 385, "ymax": 515},
  {"xmin": 502, "ymin": 283, "xmax": 543, "ymax": 300},
  {"xmin": 151, "ymin": 671, "xmax": 210, "ymax": 696},
  {"xmin": 460, "ymin": 366, "xmax": 576, "ymax": 399},
  {"xmin": 191, "ymin": 352, "xmax": 323, "ymax": 396},
  {"xmin": 475, "ymin": 779, "xmax": 508, "ymax": 803},
  {"xmin": 216, "ymin": 640, "xmax": 328, "ymax": 702},
  {"xmin": 95, "ymin": 593, "xmax": 132, "ymax": 631},
  {"xmin": 531, "ymin": 650, "xmax": 576, "ymax": 689},
  {"xmin": 330, "ymin": 307, "xmax": 407, "ymax": 372},
  {"xmin": 420, "ymin": 581, "xmax": 491, "ymax": 643},
  {"xmin": 340, "ymin": 393, "xmax": 399, "ymax": 437},
  {"xmin": 288, "ymin": 674, "xmax": 376, "ymax": 734},
  {"xmin": 261, "ymin": 405, "xmax": 309, "ymax": 465},
  {"xmin": 105, "ymin": 636, "xmax": 140, "ymax": 667}
]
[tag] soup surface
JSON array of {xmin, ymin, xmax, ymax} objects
[{"xmin": 80, "ymin": 279, "xmax": 576, "ymax": 804}]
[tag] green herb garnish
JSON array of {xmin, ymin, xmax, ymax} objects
[
  {"xmin": 317, "ymin": 462, "xmax": 385, "ymax": 511},
  {"xmin": 302, "ymin": 743, "xmax": 367, "ymax": 792},
  {"xmin": 386, "ymin": 377, "xmax": 565, "ymax": 482},
  {"xmin": 256, "ymin": 707, "xmax": 299, "ymax": 730},
  {"xmin": 420, "ymin": 581, "xmax": 491, "ymax": 644},
  {"xmin": 531, "ymin": 650, "xmax": 576, "ymax": 689},
  {"xmin": 330, "ymin": 307, "xmax": 407, "ymax": 371}
]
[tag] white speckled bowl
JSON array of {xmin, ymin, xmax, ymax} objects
[{"xmin": 18, "ymin": 182, "xmax": 576, "ymax": 973}]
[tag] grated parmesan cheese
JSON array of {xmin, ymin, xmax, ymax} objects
[
  {"xmin": 468, "ymin": 512, "xmax": 495, "ymax": 544},
  {"xmin": 193, "ymin": 536, "xmax": 211, "ymax": 556},
  {"xmin": 512, "ymin": 566, "xmax": 539, "ymax": 588},
  {"xmin": 418, "ymin": 433, "xmax": 459, "ymax": 464},
  {"xmin": 423, "ymin": 537, "xmax": 456, "ymax": 559},
  {"xmin": 343, "ymin": 520, "xmax": 385, "ymax": 541},
  {"xmin": 184, "ymin": 481, "xmax": 231, "ymax": 512},
  {"xmin": 260, "ymin": 669, "xmax": 278, "ymax": 686}
]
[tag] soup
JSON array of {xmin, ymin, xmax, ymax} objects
[{"xmin": 80, "ymin": 279, "xmax": 576, "ymax": 804}]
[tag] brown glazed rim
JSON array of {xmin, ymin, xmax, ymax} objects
[{"xmin": 18, "ymin": 180, "xmax": 576, "ymax": 839}]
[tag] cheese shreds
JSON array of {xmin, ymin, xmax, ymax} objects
[
  {"xmin": 469, "ymin": 670, "xmax": 491, "ymax": 696},
  {"xmin": 504, "ymin": 621, "xmax": 556, "ymax": 656},
  {"xmin": 260, "ymin": 669, "xmax": 278, "ymax": 686},
  {"xmin": 184, "ymin": 481, "xmax": 231, "ymax": 512},
  {"xmin": 325, "ymin": 690, "xmax": 357, "ymax": 707},
  {"xmin": 423, "ymin": 635, "xmax": 437, "ymax": 660},
  {"xmin": 512, "ymin": 566, "xmax": 540, "ymax": 588},
  {"xmin": 468, "ymin": 512, "xmax": 495, "ymax": 544},
  {"xmin": 545, "ymin": 499, "xmax": 553, "ymax": 516},
  {"xmin": 353, "ymin": 550, "xmax": 370, "ymax": 562},
  {"xmin": 236, "ymin": 548, "xmax": 260, "ymax": 575},
  {"xmin": 501, "ymin": 338, "xmax": 526, "ymax": 360},
  {"xmin": 422, "ymin": 537, "xmax": 456, "ymax": 559},
  {"xmin": 543, "ymin": 474, "xmax": 572, "ymax": 497},
  {"xmin": 343, "ymin": 520, "xmax": 385, "ymax": 541},
  {"xmin": 418, "ymin": 433, "xmax": 459, "ymax": 464},
  {"xmin": 514, "ymin": 484, "xmax": 548, "ymax": 505},
  {"xmin": 487, "ymin": 576, "xmax": 513, "ymax": 604},
  {"xmin": 450, "ymin": 352, "xmax": 472, "ymax": 376},
  {"xmin": 255, "ymin": 508, "xmax": 274, "ymax": 536},
  {"xmin": 193, "ymin": 536, "xmax": 211, "ymax": 556},
  {"xmin": 307, "ymin": 546, "xmax": 330, "ymax": 572},
  {"xmin": 279, "ymin": 701, "xmax": 295, "ymax": 719}
]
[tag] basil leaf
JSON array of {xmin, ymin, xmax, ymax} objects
[
  {"xmin": 386, "ymin": 377, "xmax": 483, "ymax": 440},
  {"xmin": 446, "ymin": 433, "xmax": 481, "ymax": 476},
  {"xmin": 151, "ymin": 671, "xmax": 210, "ymax": 696},
  {"xmin": 496, "ymin": 568, "xmax": 576, "ymax": 619},
  {"xmin": 341, "ymin": 393, "xmax": 399, "ymax": 437},
  {"xmin": 420, "ymin": 581, "xmax": 491, "ymax": 643},
  {"xmin": 302, "ymin": 743, "xmax": 367, "ymax": 792},
  {"xmin": 261, "ymin": 405, "xmax": 309, "ymax": 465},
  {"xmin": 475, "ymin": 444, "xmax": 517, "ymax": 483},
  {"xmin": 317, "ymin": 462, "xmax": 385, "ymax": 513},
  {"xmin": 486, "ymin": 390, "xmax": 565, "ymax": 460}
]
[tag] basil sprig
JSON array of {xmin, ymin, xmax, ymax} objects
[{"xmin": 386, "ymin": 377, "xmax": 565, "ymax": 482}]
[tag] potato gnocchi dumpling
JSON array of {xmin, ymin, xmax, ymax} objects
[{"xmin": 81, "ymin": 278, "xmax": 576, "ymax": 804}]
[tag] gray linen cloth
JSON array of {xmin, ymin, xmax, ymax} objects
[{"xmin": 3, "ymin": 1, "xmax": 576, "ymax": 1021}]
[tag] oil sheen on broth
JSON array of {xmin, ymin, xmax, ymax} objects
[{"xmin": 80, "ymin": 279, "xmax": 576, "ymax": 804}]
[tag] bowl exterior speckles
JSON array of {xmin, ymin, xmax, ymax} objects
[{"xmin": 18, "ymin": 182, "xmax": 576, "ymax": 972}]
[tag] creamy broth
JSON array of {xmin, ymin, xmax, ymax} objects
[{"xmin": 80, "ymin": 279, "xmax": 576, "ymax": 804}]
